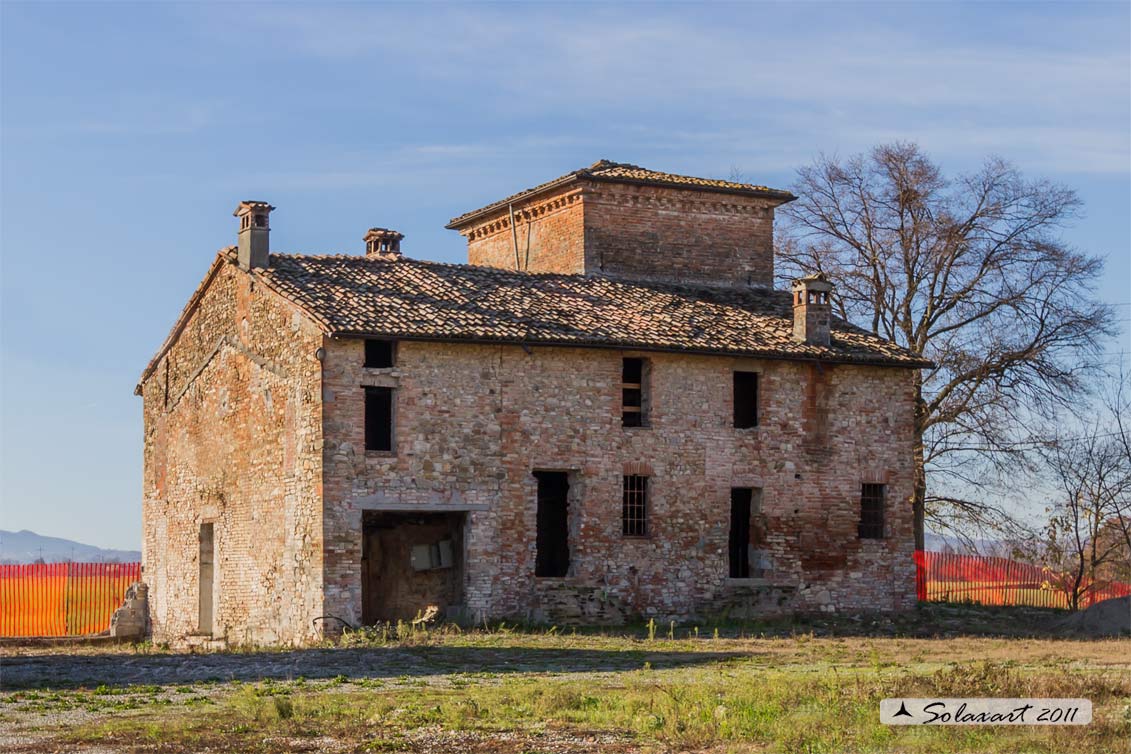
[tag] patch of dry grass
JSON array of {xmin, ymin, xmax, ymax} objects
[{"xmin": 3, "ymin": 626, "xmax": 1124, "ymax": 754}]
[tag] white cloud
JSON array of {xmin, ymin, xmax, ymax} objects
[{"xmin": 188, "ymin": 4, "xmax": 1129, "ymax": 176}]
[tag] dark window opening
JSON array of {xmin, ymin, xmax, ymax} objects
[
  {"xmin": 622, "ymin": 357, "xmax": 648, "ymax": 427},
  {"xmin": 534, "ymin": 471, "xmax": 570, "ymax": 577},
  {"xmin": 365, "ymin": 339, "xmax": 395, "ymax": 368},
  {"xmin": 733, "ymin": 371, "xmax": 759, "ymax": 428},
  {"xmin": 622, "ymin": 474, "xmax": 649, "ymax": 536},
  {"xmin": 729, "ymin": 488, "xmax": 752, "ymax": 578},
  {"xmin": 858, "ymin": 483, "xmax": 885, "ymax": 539},
  {"xmin": 365, "ymin": 386, "xmax": 394, "ymax": 451}
]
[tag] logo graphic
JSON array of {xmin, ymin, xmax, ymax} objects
[{"xmin": 880, "ymin": 699, "xmax": 1091, "ymax": 726}]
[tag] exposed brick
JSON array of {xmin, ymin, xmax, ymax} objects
[
  {"xmin": 139, "ymin": 165, "xmax": 919, "ymax": 646},
  {"xmin": 318, "ymin": 341, "xmax": 917, "ymax": 628},
  {"xmin": 458, "ymin": 181, "xmax": 780, "ymax": 288},
  {"xmin": 139, "ymin": 263, "xmax": 325, "ymax": 646}
]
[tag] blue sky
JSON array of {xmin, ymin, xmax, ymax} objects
[{"xmin": 1, "ymin": 2, "xmax": 1128, "ymax": 550}]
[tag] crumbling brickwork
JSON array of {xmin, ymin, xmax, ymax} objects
[
  {"xmin": 139, "ymin": 259, "xmax": 325, "ymax": 646},
  {"xmin": 320, "ymin": 339, "xmax": 916, "ymax": 628}
]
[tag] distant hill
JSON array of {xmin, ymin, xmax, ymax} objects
[
  {"xmin": 924, "ymin": 532, "xmax": 1009, "ymax": 556},
  {"xmin": 0, "ymin": 530, "xmax": 140, "ymax": 564}
]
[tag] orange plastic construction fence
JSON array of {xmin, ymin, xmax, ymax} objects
[
  {"xmin": 915, "ymin": 550, "xmax": 1131, "ymax": 609},
  {"xmin": 0, "ymin": 562, "xmax": 141, "ymax": 637}
]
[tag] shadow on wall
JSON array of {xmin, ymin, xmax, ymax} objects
[{"xmin": 0, "ymin": 645, "xmax": 748, "ymax": 691}]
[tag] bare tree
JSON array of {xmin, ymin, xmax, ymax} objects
[
  {"xmin": 1040, "ymin": 419, "xmax": 1131, "ymax": 610},
  {"xmin": 778, "ymin": 143, "xmax": 1116, "ymax": 548},
  {"xmin": 1100, "ymin": 361, "xmax": 1131, "ymax": 557}
]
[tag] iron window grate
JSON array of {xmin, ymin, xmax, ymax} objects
[{"xmin": 622, "ymin": 474, "xmax": 649, "ymax": 536}]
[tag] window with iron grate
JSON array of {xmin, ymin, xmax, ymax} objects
[
  {"xmin": 858, "ymin": 483, "xmax": 885, "ymax": 539},
  {"xmin": 622, "ymin": 475, "xmax": 649, "ymax": 536}
]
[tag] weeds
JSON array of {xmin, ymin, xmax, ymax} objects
[
  {"xmin": 46, "ymin": 651, "xmax": 1131, "ymax": 754},
  {"xmin": 7, "ymin": 616, "xmax": 1128, "ymax": 754}
]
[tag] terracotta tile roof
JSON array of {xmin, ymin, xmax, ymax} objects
[
  {"xmin": 253, "ymin": 252, "xmax": 929, "ymax": 368},
  {"xmin": 446, "ymin": 160, "xmax": 796, "ymax": 228}
]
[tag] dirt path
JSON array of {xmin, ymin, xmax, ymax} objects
[{"xmin": 0, "ymin": 644, "xmax": 741, "ymax": 689}]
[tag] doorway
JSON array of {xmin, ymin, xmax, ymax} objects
[
  {"xmin": 534, "ymin": 471, "xmax": 570, "ymax": 577},
  {"xmin": 729, "ymin": 489, "xmax": 752, "ymax": 578},
  {"xmin": 361, "ymin": 511, "xmax": 464, "ymax": 624},
  {"xmin": 198, "ymin": 523, "xmax": 214, "ymax": 634}
]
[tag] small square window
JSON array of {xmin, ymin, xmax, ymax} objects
[{"xmin": 365, "ymin": 339, "xmax": 395, "ymax": 368}]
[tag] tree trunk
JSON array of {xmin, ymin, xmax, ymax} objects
[
  {"xmin": 912, "ymin": 372, "xmax": 927, "ymax": 551},
  {"xmin": 913, "ymin": 444, "xmax": 926, "ymax": 551}
]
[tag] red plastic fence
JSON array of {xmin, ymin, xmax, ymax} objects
[
  {"xmin": 915, "ymin": 550, "xmax": 1131, "ymax": 610},
  {"xmin": 0, "ymin": 562, "xmax": 141, "ymax": 637}
]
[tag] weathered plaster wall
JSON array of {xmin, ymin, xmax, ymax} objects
[
  {"xmin": 139, "ymin": 259, "xmax": 325, "ymax": 646},
  {"xmin": 321, "ymin": 338, "xmax": 916, "ymax": 627}
]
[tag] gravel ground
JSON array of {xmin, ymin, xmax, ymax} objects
[
  {"xmin": 0, "ymin": 644, "xmax": 733, "ymax": 689},
  {"xmin": 0, "ymin": 645, "xmax": 711, "ymax": 752}
]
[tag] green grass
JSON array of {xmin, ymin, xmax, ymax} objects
[
  {"xmin": 5, "ymin": 628, "xmax": 1123, "ymax": 754},
  {"xmin": 58, "ymin": 658, "xmax": 1130, "ymax": 753}
]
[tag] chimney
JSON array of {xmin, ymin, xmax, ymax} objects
[
  {"xmin": 792, "ymin": 273, "xmax": 833, "ymax": 346},
  {"xmin": 234, "ymin": 201, "xmax": 274, "ymax": 270},
  {"xmin": 364, "ymin": 228, "xmax": 404, "ymax": 260}
]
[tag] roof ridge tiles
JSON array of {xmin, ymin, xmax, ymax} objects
[{"xmin": 445, "ymin": 159, "xmax": 796, "ymax": 229}]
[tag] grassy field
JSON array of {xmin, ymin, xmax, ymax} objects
[{"xmin": 1, "ymin": 607, "xmax": 1128, "ymax": 753}]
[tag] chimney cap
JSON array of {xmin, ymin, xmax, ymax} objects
[
  {"xmin": 365, "ymin": 227, "xmax": 404, "ymax": 259},
  {"xmin": 363, "ymin": 227, "xmax": 405, "ymax": 242},
  {"xmin": 791, "ymin": 272, "xmax": 833, "ymax": 292},
  {"xmin": 233, "ymin": 201, "xmax": 275, "ymax": 217}
]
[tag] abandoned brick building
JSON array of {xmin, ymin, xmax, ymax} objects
[{"xmin": 136, "ymin": 160, "xmax": 930, "ymax": 645}]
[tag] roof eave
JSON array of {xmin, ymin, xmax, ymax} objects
[
  {"xmin": 585, "ymin": 174, "xmax": 797, "ymax": 204},
  {"xmin": 445, "ymin": 174, "xmax": 797, "ymax": 230},
  {"xmin": 134, "ymin": 251, "xmax": 232, "ymax": 395},
  {"xmin": 445, "ymin": 173, "xmax": 582, "ymax": 230},
  {"xmin": 327, "ymin": 329, "xmax": 931, "ymax": 369}
]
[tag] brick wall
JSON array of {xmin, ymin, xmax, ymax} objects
[
  {"xmin": 457, "ymin": 181, "xmax": 779, "ymax": 287},
  {"xmin": 582, "ymin": 181, "xmax": 777, "ymax": 288},
  {"xmin": 141, "ymin": 259, "xmax": 917, "ymax": 644},
  {"xmin": 465, "ymin": 188, "xmax": 585, "ymax": 273},
  {"xmin": 321, "ymin": 338, "xmax": 917, "ymax": 627},
  {"xmin": 139, "ymin": 260, "xmax": 325, "ymax": 646}
]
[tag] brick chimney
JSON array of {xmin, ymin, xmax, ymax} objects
[
  {"xmin": 792, "ymin": 273, "xmax": 833, "ymax": 346},
  {"xmin": 364, "ymin": 228, "xmax": 404, "ymax": 260},
  {"xmin": 234, "ymin": 201, "xmax": 274, "ymax": 270}
]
